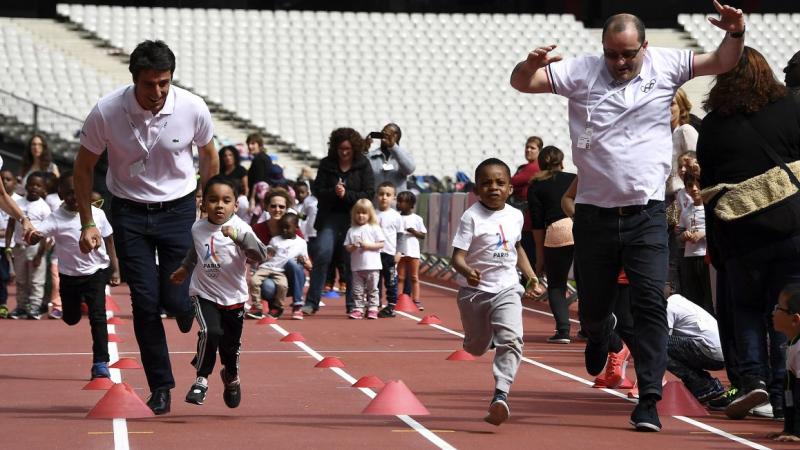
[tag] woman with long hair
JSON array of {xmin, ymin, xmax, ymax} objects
[
  {"xmin": 527, "ymin": 146, "xmax": 576, "ymax": 343},
  {"xmin": 697, "ymin": 46, "xmax": 800, "ymax": 421},
  {"xmin": 301, "ymin": 128, "xmax": 375, "ymax": 316},
  {"xmin": 20, "ymin": 134, "xmax": 59, "ymax": 187},
  {"xmin": 218, "ymin": 145, "xmax": 248, "ymax": 198}
]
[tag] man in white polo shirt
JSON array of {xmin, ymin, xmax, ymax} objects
[
  {"xmin": 510, "ymin": 0, "xmax": 744, "ymax": 431},
  {"xmin": 74, "ymin": 40, "xmax": 219, "ymax": 415}
]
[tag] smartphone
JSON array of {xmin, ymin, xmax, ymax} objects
[{"xmin": 368, "ymin": 131, "xmax": 385, "ymax": 139}]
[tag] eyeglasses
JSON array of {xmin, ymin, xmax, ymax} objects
[
  {"xmin": 603, "ymin": 44, "xmax": 643, "ymax": 61},
  {"xmin": 268, "ymin": 204, "xmax": 286, "ymax": 209},
  {"xmin": 774, "ymin": 304, "xmax": 793, "ymax": 314}
]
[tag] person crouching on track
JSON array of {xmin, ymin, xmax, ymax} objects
[
  {"xmin": 451, "ymin": 158, "xmax": 543, "ymax": 426},
  {"xmin": 29, "ymin": 172, "xmax": 120, "ymax": 379},
  {"xmin": 170, "ymin": 176, "xmax": 269, "ymax": 408}
]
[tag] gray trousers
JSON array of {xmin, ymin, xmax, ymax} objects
[
  {"xmin": 352, "ymin": 270, "xmax": 380, "ymax": 311},
  {"xmin": 13, "ymin": 244, "xmax": 46, "ymax": 314},
  {"xmin": 457, "ymin": 285, "xmax": 524, "ymax": 393}
]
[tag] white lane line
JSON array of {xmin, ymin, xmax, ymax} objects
[
  {"xmin": 107, "ymin": 321, "xmax": 129, "ymax": 450},
  {"xmin": 417, "ymin": 280, "xmax": 771, "ymax": 450},
  {"xmin": 269, "ymin": 324, "xmax": 456, "ymax": 450},
  {"xmin": 1, "ymin": 348, "xmax": 584, "ymax": 357}
]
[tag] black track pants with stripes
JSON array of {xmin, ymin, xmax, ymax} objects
[{"xmin": 191, "ymin": 297, "xmax": 244, "ymax": 378}]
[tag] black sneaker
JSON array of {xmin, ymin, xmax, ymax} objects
[
  {"xmin": 694, "ymin": 378, "xmax": 726, "ymax": 403},
  {"xmin": 146, "ymin": 389, "xmax": 171, "ymax": 415},
  {"xmin": 725, "ymin": 380, "xmax": 768, "ymax": 420},
  {"xmin": 175, "ymin": 309, "xmax": 195, "ymax": 333},
  {"xmin": 584, "ymin": 314, "xmax": 617, "ymax": 376},
  {"xmin": 707, "ymin": 387, "xmax": 739, "ymax": 410},
  {"xmin": 220, "ymin": 368, "xmax": 241, "ymax": 408},
  {"xmin": 267, "ymin": 306, "xmax": 284, "ymax": 319},
  {"xmin": 185, "ymin": 377, "xmax": 208, "ymax": 405},
  {"xmin": 547, "ymin": 332, "xmax": 571, "ymax": 344},
  {"xmin": 484, "ymin": 392, "xmax": 510, "ymax": 426},
  {"xmin": 378, "ymin": 305, "xmax": 396, "ymax": 318},
  {"xmin": 630, "ymin": 396, "xmax": 662, "ymax": 432}
]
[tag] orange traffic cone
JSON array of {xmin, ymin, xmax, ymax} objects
[{"xmin": 362, "ymin": 380, "xmax": 429, "ymax": 415}]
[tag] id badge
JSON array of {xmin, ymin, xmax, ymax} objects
[
  {"xmin": 129, "ymin": 159, "xmax": 145, "ymax": 177},
  {"xmin": 382, "ymin": 162, "xmax": 394, "ymax": 171},
  {"xmin": 787, "ymin": 389, "xmax": 794, "ymax": 408},
  {"xmin": 577, "ymin": 128, "xmax": 593, "ymax": 150}
]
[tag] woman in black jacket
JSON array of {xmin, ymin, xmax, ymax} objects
[
  {"xmin": 302, "ymin": 128, "xmax": 375, "ymax": 315},
  {"xmin": 698, "ymin": 46, "xmax": 800, "ymax": 421}
]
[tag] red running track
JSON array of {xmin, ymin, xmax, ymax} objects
[{"xmin": 0, "ymin": 281, "xmax": 793, "ymax": 449}]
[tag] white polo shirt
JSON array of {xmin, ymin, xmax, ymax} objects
[
  {"xmin": 80, "ymin": 84, "xmax": 214, "ymax": 202},
  {"xmin": 547, "ymin": 47, "xmax": 694, "ymax": 207}
]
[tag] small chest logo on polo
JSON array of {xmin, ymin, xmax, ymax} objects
[
  {"xmin": 203, "ymin": 238, "xmax": 222, "ymax": 278},
  {"xmin": 493, "ymin": 225, "xmax": 510, "ymax": 258},
  {"xmin": 641, "ymin": 78, "xmax": 656, "ymax": 93}
]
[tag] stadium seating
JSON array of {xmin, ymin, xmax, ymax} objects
[{"xmin": 56, "ymin": 4, "xmax": 598, "ymax": 177}]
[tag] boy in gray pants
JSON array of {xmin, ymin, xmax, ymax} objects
[{"xmin": 451, "ymin": 158, "xmax": 543, "ymax": 426}]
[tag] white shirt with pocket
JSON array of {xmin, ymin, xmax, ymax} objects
[
  {"xmin": 37, "ymin": 205, "xmax": 112, "ymax": 276},
  {"xmin": 345, "ymin": 224, "xmax": 385, "ymax": 272},
  {"xmin": 452, "ymin": 203, "xmax": 523, "ymax": 293}
]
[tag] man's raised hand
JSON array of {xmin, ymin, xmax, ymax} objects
[
  {"xmin": 526, "ymin": 45, "xmax": 562, "ymax": 69},
  {"xmin": 707, "ymin": 0, "xmax": 745, "ymax": 33}
]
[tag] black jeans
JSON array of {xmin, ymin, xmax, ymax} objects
[
  {"xmin": 378, "ymin": 252, "xmax": 398, "ymax": 306},
  {"xmin": 667, "ymin": 335, "xmax": 724, "ymax": 395},
  {"xmin": 191, "ymin": 297, "xmax": 244, "ymax": 378},
  {"xmin": 573, "ymin": 201, "xmax": 668, "ymax": 399},
  {"xmin": 543, "ymin": 245, "xmax": 573, "ymax": 333},
  {"xmin": 111, "ymin": 193, "xmax": 195, "ymax": 391},
  {"xmin": 60, "ymin": 268, "xmax": 110, "ymax": 363},
  {"xmin": 0, "ymin": 251, "xmax": 9, "ymax": 305}
]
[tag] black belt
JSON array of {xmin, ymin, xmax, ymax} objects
[
  {"xmin": 579, "ymin": 199, "xmax": 663, "ymax": 217},
  {"xmin": 113, "ymin": 191, "xmax": 194, "ymax": 212}
]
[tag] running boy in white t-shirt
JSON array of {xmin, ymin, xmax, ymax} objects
[
  {"xmin": 375, "ymin": 182, "xmax": 403, "ymax": 318},
  {"xmin": 170, "ymin": 176, "xmax": 270, "ymax": 408},
  {"xmin": 451, "ymin": 158, "xmax": 542, "ymax": 426},
  {"xmin": 30, "ymin": 172, "xmax": 121, "ymax": 379}
]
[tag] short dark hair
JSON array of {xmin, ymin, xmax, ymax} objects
[
  {"xmin": 58, "ymin": 170, "xmax": 74, "ymax": 190},
  {"xmin": 26, "ymin": 171, "xmax": 48, "ymax": 186},
  {"xmin": 682, "ymin": 171, "xmax": 700, "ymax": 188},
  {"xmin": 385, "ymin": 123, "xmax": 402, "ymax": 143},
  {"xmin": 782, "ymin": 284, "xmax": 800, "ymax": 314},
  {"xmin": 602, "ymin": 14, "xmax": 646, "ymax": 45},
  {"xmin": 203, "ymin": 175, "xmax": 239, "ymax": 200},
  {"xmin": 474, "ymin": 158, "xmax": 511, "ymax": 182},
  {"xmin": 129, "ymin": 40, "xmax": 176, "ymax": 80},
  {"xmin": 246, "ymin": 133, "xmax": 264, "ymax": 149},
  {"xmin": 396, "ymin": 190, "xmax": 416, "ymax": 207},
  {"xmin": 377, "ymin": 181, "xmax": 396, "ymax": 192}
]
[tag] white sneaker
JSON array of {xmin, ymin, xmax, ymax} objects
[{"xmin": 750, "ymin": 402, "xmax": 773, "ymax": 418}]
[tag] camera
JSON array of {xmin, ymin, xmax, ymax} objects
[{"xmin": 368, "ymin": 131, "xmax": 385, "ymax": 139}]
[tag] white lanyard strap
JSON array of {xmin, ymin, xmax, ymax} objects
[
  {"xmin": 585, "ymin": 64, "xmax": 629, "ymax": 125},
  {"xmin": 123, "ymin": 87, "xmax": 168, "ymax": 159}
]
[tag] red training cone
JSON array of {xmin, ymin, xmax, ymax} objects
[
  {"xmin": 280, "ymin": 332, "xmax": 305, "ymax": 342},
  {"xmin": 352, "ymin": 375, "xmax": 385, "ymax": 389},
  {"xmin": 107, "ymin": 334, "xmax": 124, "ymax": 343},
  {"xmin": 395, "ymin": 294, "xmax": 416, "ymax": 312},
  {"xmin": 105, "ymin": 296, "xmax": 120, "ymax": 313},
  {"xmin": 657, "ymin": 381, "xmax": 709, "ymax": 417},
  {"xmin": 257, "ymin": 316, "xmax": 277, "ymax": 325},
  {"xmin": 628, "ymin": 379, "xmax": 639, "ymax": 399},
  {"xmin": 110, "ymin": 358, "xmax": 142, "ymax": 369},
  {"xmin": 106, "ymin": 316, "xmax": 124, "ymax": 325},
  {"xmin": 418, "ymin": 314, "xmax": 443, "ymax": 325},
  {"xmin": 315, "ymin": 357, "xmax": 345, "ymax": 368},
  {"xmin": 83, "ymin": 377, "xmax": 115, "ymax": 390},
  {"xmin": 362, "ymin": 380, "xmax": 430, "ymax": 415},
  {"xmin": 86, "ymin": 382, "xmax": 154, "ymax": 419},
  {"xmin": 446, "ymin": 349, "xmax": 476, "ymax": 361},
  {"xmin": 80, "ymin": 302, "xmax": 89, "ymax": 315}
]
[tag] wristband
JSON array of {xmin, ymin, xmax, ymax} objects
[
  {"xmin": 4, "ymin": 247, "xmax": 12, "ymax": 254},
  {"xmin": 728, "ymin": 26, "xmax": 745, "ymax": 38},
  {"xmin": 230, "ymin": 228, "xmax": 239, "ymax": 241},
  {"xmin": 81, "ymin": 222, "xmax": 97, "ymax": 231}
]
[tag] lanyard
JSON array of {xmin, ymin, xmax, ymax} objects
[
  {"xmin": 123, "ymin": 86, "xmax": 169, "ymax": 160},
  {"xmin": 584, "ymin": 64, "xmax": 630, "ymax": 125}
]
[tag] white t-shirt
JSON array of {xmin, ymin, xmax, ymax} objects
[
  {"xmin": 547, "ymin": 47, "xmax": 694, "ymax": 207},
  {"xmin": 679, "ymin": 202, "xmax": 706, "ymax": 257},
  {"xmin": 344, "ymin": 223, "xmax": 385, "ymax": 272},
  {"xmin": 37, "ymin": 205, "xmax": 112, "ymax": 276},
  {"xmin": 13, "ymin": 196, "xmax": 51, "ymax": 245},
  {"xmin": 80, "ymin": 85, "xmax": 214, "ymax": 203},
  {"xmin": 260, "ymin": 235, "xmax": 308, "ymax": 272},
  {"xmin": 0, "ymin": 192, "xmax": 22, "ymax": 248},
  {"xmin": 397, "ymin": 213, "xmax": 427, "ymax": 258},
  {"xmin": 452, "ymin": 203, "xmax": 523, "ymax": 293},
  {"xmin": 668, "ymin": 124, "xmax": 698, "ymax": 193},
  {"xmin": 787, "ymin": 338, "xmax": 800, "ymax": 377},
  {"xmin": 235, "ymin": 195, "xmax": 250, "ymax": 222},
  {"xmin": 188, "ymin": 215, "xmax": 255, "ymax": 306},
  {"xmin": 45, "ymin": 192, "xmax": 62, "ymax": 212},
  {"xmin": 667, "ymin": 294, "xmax": 722, "ymax": 360},
  {"xmin": 296, "ymin": 195, "xmax": 318, "ymax": 239},
  {"xmin": 377, "ymin": 207, "xmax": 403, "ymax": 256}
]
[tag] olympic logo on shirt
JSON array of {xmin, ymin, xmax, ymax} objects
[{"xmin": 641, "ymin": 78, "xmax": 656, "ymax": 93}]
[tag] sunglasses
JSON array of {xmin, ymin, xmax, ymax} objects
[
  {"xmin": 603, "ymin": 44, "xmax": 643, "ymax": 61},
  {"xmin": 774, "ymin": 304, "xmax": 794, "ymax": 314}
]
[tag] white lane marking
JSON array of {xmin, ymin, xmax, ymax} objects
[
  {"xmin": 108, "ymin": 321, "xmax": 129, "ymax": 450},
  {"xmin": 417, "ymin": 280, "xmax": 771, "ymax": 450},
  {"xmin": 1, "ymin": 348, "xmax": 583, "ymax": 357},
  {"xmin": 269, "ymin": 324, "xmax": 456, "ymax": 450}
]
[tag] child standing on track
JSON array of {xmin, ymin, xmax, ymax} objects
[
  {"xmin": 451, "ymin": 158, "xmax": 542, "ymax": 426},
  {"xmin": 375, "ymin": 182, "xmax": 403, "ymax": 318},
  {"xmin": 170, "ymin": 176, "xmax": 269, "ymax": 408},
  {"xmin": 396, "ymin": 191, "xmax": 427, "ymax": 311},
  {"xmin": 344, "ymin": 199, "xmax": 385, "ymax": 319},
  {"xmin": 29, "ymin": 172, "xmax": 120, "ymax": 379}
]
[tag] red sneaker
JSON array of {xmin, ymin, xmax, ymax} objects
[{"xmin": 603, "ymin": 343, "xmax": 631, "ymax": 388}]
